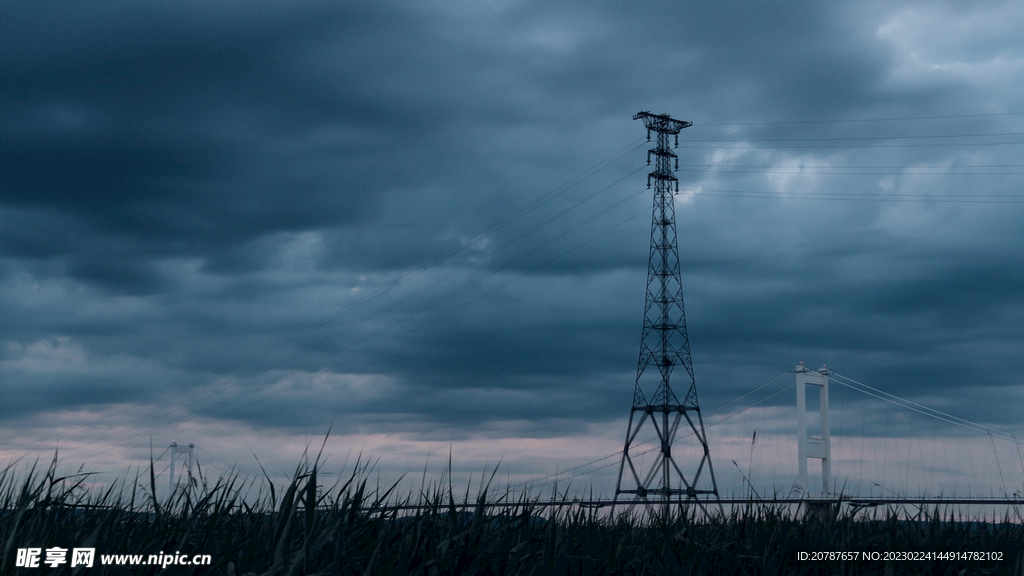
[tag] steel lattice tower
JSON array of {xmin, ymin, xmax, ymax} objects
[{"xmin": 614, "ymin": 111, "xmax": 720, "ymax": 511}]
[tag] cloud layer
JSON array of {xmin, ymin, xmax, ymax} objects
[{"xmin": 2, "ymin": 0, "xmax": 1023, "ymax": 493}]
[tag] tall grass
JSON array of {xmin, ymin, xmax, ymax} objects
[{"xmin": 2, "ymin": 450, "xmax": 1023, "ymax": 575}]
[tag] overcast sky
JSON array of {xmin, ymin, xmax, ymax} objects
[{"xmin": 3, "ymin": 0, "xmax": 1023, "ymax": 497}]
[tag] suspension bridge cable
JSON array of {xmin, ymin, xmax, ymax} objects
[
  {"xmin": 830, "ymin": 371, "xmax": 1023, "ymax": 443},
  {"xmin": 991, "ymin": 434, "xmax": 1009, "ymax": 497},
  {"xmin": 829, "ymin": 372, "xmax": 1023, "ymax": 445},
  {"xmin": 1016, "ymin": 440, "xmax": 1024, "ymax": 479},
  {"xmin": 837, "ymin": 379, "xmax": 1012, "ymax": 444}
]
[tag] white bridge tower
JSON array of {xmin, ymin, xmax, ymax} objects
[
  {"xmin": 793, "ymin": 365, "xmax": 831, "ymax": 498},
  {"xmin": 169, "ymin": 441, "xmax": 195, "ymax": 497}
]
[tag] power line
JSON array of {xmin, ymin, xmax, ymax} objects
[
  {"xmin": 680, "ymin": 163, "xmax": 1024, "ymax": 169},
  {"xmin": 678, "ymin": 161, "xmax": 1024, "ymax": 175},
  {"xmin": 680, "ymin": 168, "xmax": 1024, "ymax": 176},
  {"xmin": 517, "ymin": 382, "xmax": 797, "ymax": 494},
  {"xmin": 517, "ymin": 366, "xmax": 1023, "ymax": 493},
  {"xmin": 511, "ymin": 365, "xmax": 1022, "ymax": 495},
  {"xmin": 681, "ymin": 141, "xmax": 1024, "ymax": 150},
  {"xmin": 697, "ymin": 112, "xmax": 1024, "ymax": 126},
  {"xmin": 686, "ymin": 131, "xmax": 1024, "ymax": 143},
  {"xmin": 28, "ymin": 113, "xmax": 1024, "ymax": 482},
  {"xmin": 685, "ymin": 187, "xmax": 1024, "ymax": 203},
  {"xmin": 64, "ymin": 184, "xmax": 656, "ymax": 463},
  {"xmin": 507, "ymin": 371, "xmax": 793, "ymax": 492},
  {"xmin": 42, "ymin": 144, "xmax": 650, "ymax": 454}
]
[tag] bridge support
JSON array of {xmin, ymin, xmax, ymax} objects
[
  {"xmin": 169, "ymin": 441, "xmax": 195, "ymax": 498},
  {"xmin": 793, "ymin": 365, "xmax": 831, "ymax": 500}
]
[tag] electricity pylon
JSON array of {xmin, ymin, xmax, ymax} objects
[{"xmin": 613, "ymin": 111, "xmax": 721, "ymax": 513}]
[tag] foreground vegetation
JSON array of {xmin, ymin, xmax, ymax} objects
[{"xmin": 2, "ymin": 452, "xmax": 1023, "ymax": 575}]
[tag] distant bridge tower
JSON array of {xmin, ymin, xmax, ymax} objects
[
  {"xmin": 792, "ymin": 365, "xmax": 832, "ymax": 498},
  {"xmin": 613, "ymin": 112, "xmax": 720, "ymax": 512},
  {"xmin": 169, "ymin": 441, "xmax": 195, "ymax": 497}
]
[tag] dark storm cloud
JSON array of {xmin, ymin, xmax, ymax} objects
[
  {"xmin": 2, "ymin": 0, "xmax": 1023, "ymax": 462},
  {"xmin": 0, "ymin": 0, "xmax": 905, "ymax": 273},
  {"xmin": 2, "ymin": 2, "xmax": 416, "ymax": 267}
]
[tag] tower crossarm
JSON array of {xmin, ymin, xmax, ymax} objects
[{"xmin": 633, "ymin": 111, "xmax": 693, "ymax": 134}]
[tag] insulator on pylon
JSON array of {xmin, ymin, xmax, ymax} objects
[
  {"xmin": 674, "ymin": 134, "xmax": 679, "ymax": 147},
  {"xmin": 676, "ymin": 181, "xmax": 679, "ymax": 193},
  {"xmin": 647, "ymin": 151, "xmax": 651, "ymax": 166},
  {"xmin": 646, "ymin": 175, "xmax": 651, "ymax": 188},
  {"xmin": 646, "ymin": 130, "xmax": 651, "ymax": 142},
  {"xmin": 675, "ymin": 157, "xmax": 678, "ymax": 170}
]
